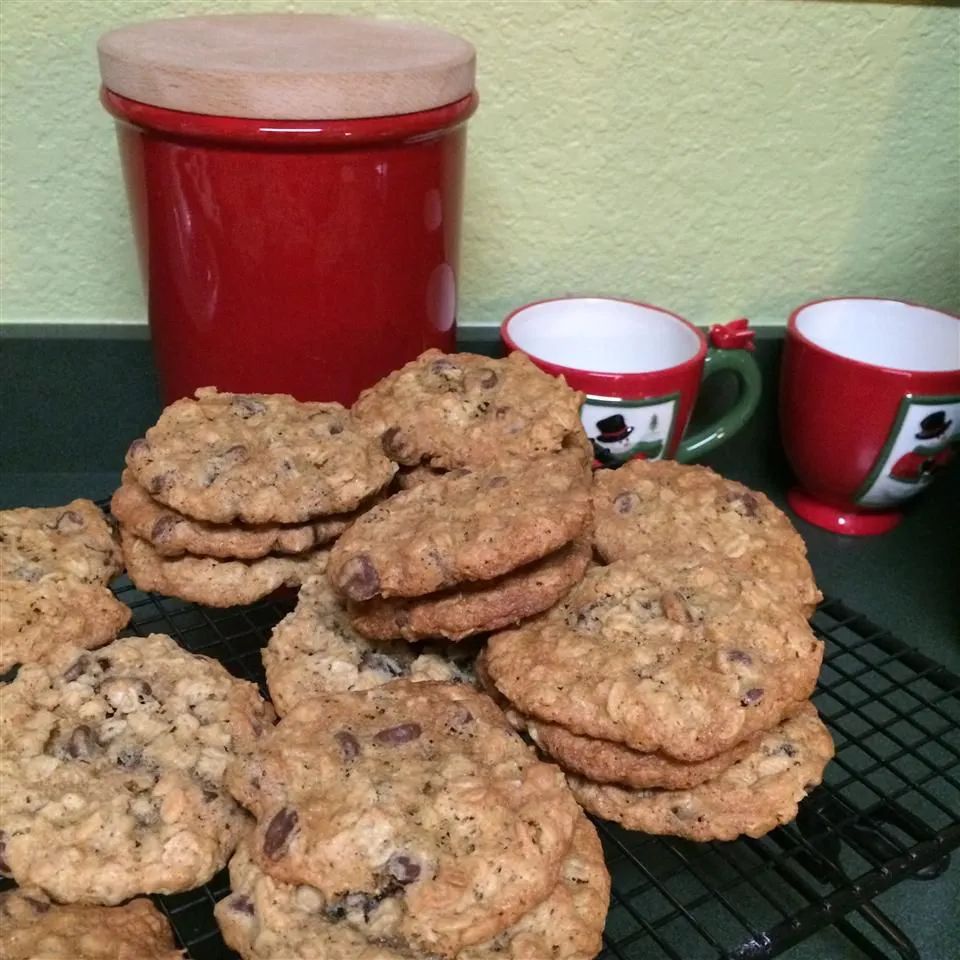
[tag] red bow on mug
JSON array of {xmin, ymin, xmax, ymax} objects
[{"xmin": 709, "ymin": 318, "xmax": 755, "ymax": 352}]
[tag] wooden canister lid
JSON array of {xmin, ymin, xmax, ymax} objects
[{"xmin": 98, "ymin": 13, "xmax": 475, "ymax": 120}]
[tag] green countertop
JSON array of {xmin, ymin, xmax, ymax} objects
[{"xmin": 1, "ymin": 331, "xmax": 957, "ymax": 959}]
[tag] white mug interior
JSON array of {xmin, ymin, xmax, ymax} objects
[
  {"xmin": 795, "ymin": 299, "xmax": 960, "ymax": 373},
  {"xmin": 505, "ymin": 298, "xmax": 701, "ymax": 374}
]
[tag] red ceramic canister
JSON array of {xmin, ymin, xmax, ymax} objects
[{"xmin": 98, "ymin": 14, "xmax": 477, "ymax": 405}]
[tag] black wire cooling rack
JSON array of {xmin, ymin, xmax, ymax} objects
[{"xmin": 6, "ymin": 577, "xmax": 959, "ymax": 960}]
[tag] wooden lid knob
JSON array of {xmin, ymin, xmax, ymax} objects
[{"xmin": 98, "ymin": 13, "xmax": 476, "ymax": 120}]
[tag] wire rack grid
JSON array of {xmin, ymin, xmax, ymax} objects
[{"xmin": 4, "ymin": 577, "xmax": 958, "ymax": 960}]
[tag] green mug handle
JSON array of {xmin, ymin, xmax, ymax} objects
[{"xmin": 675, "ymin": 322, "xmax": 762, "ymax": 464}]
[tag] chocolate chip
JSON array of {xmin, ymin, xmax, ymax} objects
[
  {"xmin": 338, "ymin": 555, "xmax": 380, "ymax": 601},
  {"xmin": 63, "ymin": 656, "xmax": 90, "ymax": 682},
  {"xmin": 385, "ymin": 853, "xmax": 421, "ymax": 885},
  {"xmin": 726, "ymin": 490, "xmax": 759, "ymax": 518},
  {"xmin": 740, "ymin": 687, "xmax": 764, "ymax": 706},
  {"xmin": 66, "ymin": 725, "xmax": 97, "ymax": 759},
  {"xmin": 0, "ymin": 832, "xmax": 10, "ymax": 876},
  {"xmin": 727, "ymin": 649, "xmax": 752, "ymax": 666},
  {"xmin": 230, "ymin": 894, "xmax": 255, "ymax": 915},
  {"xmin": 449, "ymin": 705, "xmax": 474, "ymax": 727},
  {"xmin": 96, "ymin": 658, "xmax": 111, "ymax": 671},
  {"xmin": 233, "ymin": 395, "xmax": 267, "ymax": 417},
  {"xmin": 263, "ymin": 807, "xmax": 298, "ymax": 859},
  {"xmin": 116, "ymin": 746, "xmax": 142, "ymax": 768},
  {"xmin": 613, "ymin": 491, "xmax": 638, "ymax": 514},
  {"xmin": 478, "ymin": 368, "xmax": 499, "ymax": 389},
  {"xmin": 374, "ymin": 723, "xmax": 422, "ymax": 745},
  {"xmin": 54, "ymin": 510, "xmax": 84, "ymax": 533},
  {"xmin": 202, "ymin": 789, "xmax": 219, "ymax": 802},
  {"xmin": 335, "ymin": 731, "xmax": 361, "ymax": 761},
  {"xmin": 381, "ymin": 427, "xmax": 410, "ymax": 460},
  {"xmin": 774, "ymin": 742, "xmax": 798, "ymax": 758},
  {"xmin": 430, "ymin": 358, "xmax": 460, "ymax": 375},
  {"xmin": 329, "ymin": 422, "xmax": 344, "ymax": 435},
  {"xmin": 660, "ymin": 591, "xmax": 691, "ymax": 623},
  {"xmin": 488, "ymin": 475, "xmax": 509, "ymax": 488},
  {"xmin": 151, "ymin": 514, "xmax": 181, "ymax": 542},
  {"xmin": 127, "ymin": 438, "xmax": 150, "ymax": 459},
  {"xmin": 360, "ymin": 652, "xmax": 405, "ymax": 678},
  {"xmin": 148, "ymin": 472, "xmax": 173, "ymax": 495}
]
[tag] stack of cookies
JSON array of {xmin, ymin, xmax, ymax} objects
[
  {"xmin": 217, "ymin": 680, "xmax": 610, "ymax": 959},
  {"xmin": 480, "ymin": 459, "xmax": 835, "ymax": 842},
  {"xmin": 112, "ymin": 387, "xmax": 396, "ymax": 607},
  {"xmin": 0, "ymin": 499, "xmax": 130, "ymax": 674}
]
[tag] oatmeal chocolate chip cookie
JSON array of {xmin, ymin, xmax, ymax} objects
[
  {"xmin": 263, "ymin": 576, "xmax": 474, "ymax": 717},
  {"xmin": 112, "ymin": 471, "xmax": 357, "ymax": 559},
  {"xmin": 349, "ymin": 538, "xmax": 591, "ymax": 642},
  {"xmin": 484, "ymin": 558, "xmax": 823, "ymax": 762},
  {"xmin": 226, "ymin": 682, "xmax": 581, "ymax": 957},
  {"xmin": 569, "ymin": 703, "xmax": 834, "ymax": 841},
  {"xmin": 328, "ymin": 454, "xmax": 591, "ymax": 602},
  {"xmin": 0, "ymin": 890, "xmax": 183, "ymax": 959},
  {"xmin": 1, "ymin": 500, "xmax": 123, "ymax": 586},
  {"xmin": 1, "ymin": 579, "xmax": 131, "ymax": 676},
  {"xmin": 121, "ymin": 530, "xmax": 328, "ymax": 607},
  {"xmin": 125, "ymin": 388, "xmax": 396, "ymax": 524},
  {"xmin": 351, "ymin": 349, "xmax": 587, "ymax": 470},
  {"xmin": 216, "ymin": 817, "xmax": 608, "ymax": 960},
  {"xmin": 1, "ymin": 500, "xmax": 130, "ymax": 672},
  {"xmin": 0, "ymin": 634, "xmax": 273, "ymax": 904},
  {"xmin": 593, "ymin": 460, "xmax": 821, "ymax": 613}
]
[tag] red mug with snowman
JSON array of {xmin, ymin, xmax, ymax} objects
[
  {"xmin": 780, "ymin": 297, "xmax": 960, "ymax": 535},
  {"xmin": 501, "ymin": 297, "xmax": 761, "ymax": 466}
]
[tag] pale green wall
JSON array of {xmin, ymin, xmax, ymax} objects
[{"xmin": 1, "ymin": 0, "xmax": 958, "ymax": 330}]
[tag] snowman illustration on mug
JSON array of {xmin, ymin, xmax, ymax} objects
[{"xmin": 585, "ymin": 399, "xmax": 677, "ymax": 467}]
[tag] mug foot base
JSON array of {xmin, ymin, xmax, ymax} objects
[{"xmin": 787, "ymin": 488, "xmax": 902, "ymax": 536}]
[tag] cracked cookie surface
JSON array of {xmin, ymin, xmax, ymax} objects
[
  {"xmin": 226, "ymin": 681, "xmax": 580, "ymax": 957},
  {"xmin": 1, "ymin": 500, "xmax": 129, "ymax": 672},
  {"xmin": 592, "ymin": 460, "xmax": 820, "ymax": 613},
  {"xmin": 327, "ymin": 454, "xmax": 591, "ymax": 601},
  {"xmin": 351, "ymin": 349, "xmax": 588, "ymax": 471},
  {"xmin": 0, "ymin": 634, "xmax": 273, "ymax": 904},
  {"xmin": 263, "ymin": 576, "xmax": 475, "ymax": 717},
  {"xmin": 484, "ymin": 558, "xmax": 823, "ymax": 762},
  {"xmin": 125, "ymin": 388, "xmax": 395, "ymax": 524},
  {"xmin": 569, "ymin": 704, "xmax": 834, "ymax": 840},
  {"xmin": 0, "ymin": 890, "xmax": 183, "ymax": 959}
]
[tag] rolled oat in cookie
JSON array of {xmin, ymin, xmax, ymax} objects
[
  {"xmin": 225, "ymin": 681, "xmax": 581, "ymax": 958},
  {"xmin": 216, "ymin": 817, "xmax": 609, "ymax": 960},
  {"xmin": 569, "ymin": 703, "xmax": 834, "ymax": 841},
  {"xmin": 484, "ymin": 557, "xmax": 823, "ymax": 762},
  {"xmin": 593, "ymin": 460, "xmax": 821, "ymax": 614},
  {"xmin": 0, "ymin": 634, "xmax": 274, "ymax": 904},
  {"xmin": 263, "ymin": 575, "xmax": 475, "ymax": 717},
  {"xmin": 0, "ymin": 500, "xmax": 129, "ymax": 672},
  {"xmin": 111, "ymin": 471, "xmax": 359, "ymax": 559},
  {"xmin": 327, "ymin": 452, "xmax": 591, "ymax": 601},
  {"xmin": 0, "ymin": 889, "xmax": 183, "ymax": 959},
  {"xmin": 125, "ymin": 388, "xmax": 395, "ymax": 524},
  {"xmin": 121, "ymin": 529, "xmax": 328, "ymax": 607},
  {"xmin": 351, "ymin": 348, "xmax": 588, "ymax": 470},
  {"xmin": 349, "ymin": 537, "xmax": 591, "ymax": 642}
]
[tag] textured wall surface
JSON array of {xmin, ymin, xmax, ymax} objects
[{"xmin": 1, "ymin": 0, "xmax": 958, "ymax": 329}]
